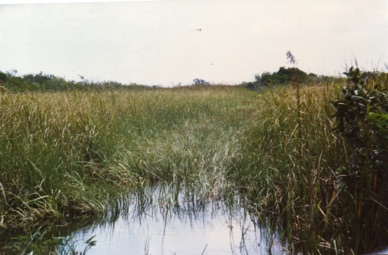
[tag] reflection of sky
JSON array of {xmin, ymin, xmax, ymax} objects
[
  {"xmin": 72, "ymin": 202, "xmax": 287, "ymax": 255},
  {"xmin": 365, "ymin": 248, "xmax": 388, "ymax": 255},
  {"xmin": 0, "ymin": 1, "xmax": 387, "ymax": 86}
]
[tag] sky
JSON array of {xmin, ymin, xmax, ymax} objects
[{"xmin": 0, "ymin": 0, "xmax": 387, "ymax": 86}]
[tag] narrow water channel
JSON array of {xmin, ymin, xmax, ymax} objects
[
  {"xmin": 0, "ymin": 187, "xmax": 290, "ymax": 254},
  {"xmin": 64, "ymin": 188, "xmax": 288, "ymax": 255}
]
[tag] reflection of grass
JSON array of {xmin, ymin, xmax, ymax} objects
[
  {"xmin": 3, "ymin": 226, "xmax": 96, "ymax": 255},
  {"xmin": 144, "ymin": 236, "xmax": 150, "ymax": 255}
]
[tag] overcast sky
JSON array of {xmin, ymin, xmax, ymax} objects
[{"xmin": 0, "ymin": 0, "xmax": 387, "ymax": 86}]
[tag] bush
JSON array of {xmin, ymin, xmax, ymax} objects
[
  {"xmin": 255, "ymin": 67, "xmax": 311, "ymax": 85},
  {"xmin": 332, "ymin": 66, "xmax": 388, "ymax": 250}
]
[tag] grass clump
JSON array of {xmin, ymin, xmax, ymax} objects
[{"xmin": 0, "ymin": 91, "xmax": 126, "ymax": 229}]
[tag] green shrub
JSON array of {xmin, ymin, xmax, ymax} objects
[{"xmin": 332, "ymin": 67, "xmax": 388, "ymax": 251}]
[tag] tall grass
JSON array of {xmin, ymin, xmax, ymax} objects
[
  {"xmin": 1, "ymin": 91, "xmax": 120, "ymax": 229},
  {"xmin": 0, "ymin": 86, "xmax": 258, "ymax": 233},
  {"xmin": 235, "ymin": 78, "xmax": 387, "ymax": 254},
  {"xmin": 1, "ymin": 80, "xmax": 386, "ymax": 254}
]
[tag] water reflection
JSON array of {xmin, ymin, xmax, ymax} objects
[{"xmin": 71, "ymin": 188, "xmax": 288, "ymax": 255}]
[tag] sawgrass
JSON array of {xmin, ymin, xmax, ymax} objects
[
  {"xmin": 234, "ymin": 80, "xmax": 387, "ymax": 254},
  {"xmin": 0, "ymin": 86, "xmax": 258, "ymax": 232},
  {"xmin": 233, "ymin": 82, "xmax": 345, "ymax": 253},
  {"xmin": 1, "ymin": 81, "xmax": 386, "ymax": 254}
]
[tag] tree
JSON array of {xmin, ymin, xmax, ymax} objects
[
  {"xmin": 255, "ymin": 67, "xmax": 310, "ymax": 85},
  {"xmin": 193, "ymin": 78, "xmax": 209, "ymax": 85},
  {"xmin": 0, "ymin": 71, "xmax": 8, "ymax": 82}
]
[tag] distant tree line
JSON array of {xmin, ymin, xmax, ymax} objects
[
  {"xmin": 192, "ymin": 78, "xmax": 210, "ymax": 85},
  {"xmin": 256, "ymin": 67, "xmax": 318, "ymax": 85},
  {"xmin": 1, "ymin": 68, "xmax": 383, "ymax": 93},
  {"xmin": 241, "ymin": 67, "xmax": 342, "ymax": 90},
  {"xmin": 0, "ymin": 70, "xmax": 147, "ymax": 92}
]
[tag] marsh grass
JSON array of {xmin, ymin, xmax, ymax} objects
[
  {"xmin": 235, "ymin": 77, "xmax": 387, "ymax": 254},
  {"xmin": 233, "ymin": 83, "xmax": 346, "ymax": 252},
  {"xmin": 1, "ymin": 80, "xmax": 386, "ymax": 254},
  {"xmin": 0, "ymin": 86, "xmax": 257, "ymax": 232}
]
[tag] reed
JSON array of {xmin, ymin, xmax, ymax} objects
[
  {"xmin": 0, "ymin": 87, "xmax": 258, "ymax": 232},
  {"xmin": 1, "ymin": 79, "xmax": 386, "ymax": 254},
  {"xmin": 235, "ymin": 76, "xmax": 387, "ymax": 254}
]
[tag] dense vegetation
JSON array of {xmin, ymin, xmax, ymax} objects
[
  {"xmin": 234, "ymin": 68, "xmax": 387, "ymax": 254},
  {"xmin": 0, "ymin": 70, "xmax": 146, "ymax": 92},
  {"xmin": 0, "ymin": 68, "xmax": 387, "ymax": 254},
  {"xmin": 0, "ymin": 83, "xmax": 258, "ymax": 253},
  {"xmin": 241, "ymin": 66, "xmax": 342, "ymax": 91},
  {"xmin": 256, "ymin": 66, "xmax": 316, "ymax": 84}
]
